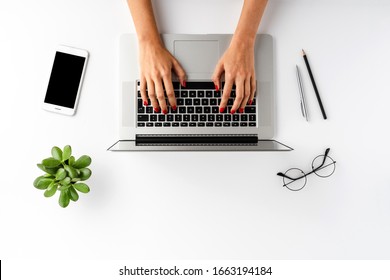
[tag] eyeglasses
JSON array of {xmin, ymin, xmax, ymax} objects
[{"xmin": 277, "ymin": 148, "xmax": 336, "ymax": 191}]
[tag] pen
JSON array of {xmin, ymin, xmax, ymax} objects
[
  {"xmin": 302, "ymin": 49, "xmax": 327, "ymax": 120},
  {"xmin": 296, "ymin": 65, "xmax": 308, "ymax": 121}
]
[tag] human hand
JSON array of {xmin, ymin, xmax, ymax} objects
[
  {"xmin": 139, "ymin": 41, "xmax": 186, "ymax": 114},
  {"xmin": 212, "ymin": 39, "xmax": 256, "ymax": 114}
]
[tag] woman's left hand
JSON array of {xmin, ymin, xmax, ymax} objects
[{"xmin": 212, "ymin": 38, "xmax": 256, "ymax": 114}]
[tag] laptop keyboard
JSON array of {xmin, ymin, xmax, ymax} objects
[{"xmin": 136, "ymin": 81, "xmax": 257, "ymax": 128}]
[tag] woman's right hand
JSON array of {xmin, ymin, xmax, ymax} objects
[{"xmin": 138, "ymin": 41, "xmax": 186, "ymax": 114}]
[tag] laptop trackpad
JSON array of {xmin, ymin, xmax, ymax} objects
[{"xmin": 174, "ymin": 40, "xmax": 219, "ymax": 75}]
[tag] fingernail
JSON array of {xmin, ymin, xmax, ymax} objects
[
  {"xmin": 143, "ymin": 100, "xmax": 148, "ymax": 106},
  {"xmin": 239, "ymin": 108, "xmax": 244, "ymax": 114},
  {"xmin": 219, "ymin": 107, "xmax": 225, "ymax": 113},
  {"xmin": 182, "ymin": 80, "xmax": 186, "ymax": 87},
  {"xmin": 162, "ymin": 109, "xmax": 168, "ymax": 115},
  {"xmin": 215, "ymin": 85, "xmax": 219, "ymax": 92},
  {"xmin": 230, "ymin": 109, "xmax": 236, "ymax": 114},
  {"xmin": 248, "ymin": 100, "xmax": 253, "ymax": 105},
  {"xmin": 154, "ymin": 107, "xmax": 160, "ymax": 113},
  {"xmin": 172, "ymin": 105, "xmax": 177, "ymax": 111}
]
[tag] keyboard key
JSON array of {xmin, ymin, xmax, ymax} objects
[
  {"xmin": 189, "ymin": 123, "xmax": 196, "ymax": 127},
  {"xmin": 189, "ymin": 91, "xmax": 196, "ymax": 97},
  {"xmin": 206, "ymin": 91, "xmax": 213, "ymax": 97},
  {"xmin": 232, "ymin": 122, "xmax": 239, "ymax": 127},
  {"xmin": 240, "ymin": 122, "xmax": 248, "ymax": 127},
  {"xmin": 210, "ymin": 99, "xmax": 217, "ymax": 106},
  {"xmin": 172, "ymin": 82, "xmax": 180, "ymax": 89},
  {"xmin": 212, "ymin": 106, "xmax": 219, "ymax": 113},
  {"xmin": 204, "ymin": 107, "xmax": 211, "ymax": 114},
  {"xmin": 138, "ymin": 115, "xmax": 149, "ymax": 121},
  {"xmin": 137, "ymin": 122, "xmax": 145, "ymax": 127},
  {"xmin": 202, "ymin": 99, "xmax": 209, "ymax": 106},
  {"xmin": 194, "ymin": 99, "xmax": 201, "ymax": 105},
  {"xmin": 214, "ymin": 91, "xmax": 221, "ymax": 98},
  {"xmin": 200, "ymin": 115, "xmax": 206, "ymax": 121},
  {"xmin": 185, "ymin": 99, "xmax": 192, "ymax": 106},
  {"xmin": 198, "ymin": 91, "xmax": 205, "ymax": 98},
  {"xmin": 146, "ymin": 123, "xmax": 154, "ymax": 127},
  {"xmin": 146, "ymin": 107, "xmax": 153, "ymax": 114},
  {"xmin": 196, "ymin": 107, "xmax": 202, "ymax": 113},
  {"xmin": 245, "ymin": 107, "xmax": 256, "ymax": 113},
  {"xmin": 151, "ymin": 115, "xmax": 158, "ymax": 122},
  {"xmin": 249, "ymin": 122, "xmax": 256, "ymax": 127},
  {"xmin": 181, "ymin": 91, "xmax": 188, "ymax": 98},
  {"xmin": 191, "ymin": 115, "xmax": 199, "ymax": 122},
  {"xmin": 179, "ymin": 107, "xmax": 186, "ymax": 113},
  {"xmin": 233, "ymin": 114, "xmax": 240, "ymax": 122},
  {"xmin": 163, "ymin": 123, "xmax": 171, "ymax": 127},
  {"xmin": 215, "ymin": 122, "xmax": 222, "ymax": 127},
  {"xmin": 175, "ymin": 115, "xmax": 182, "ymax": 122},
  {"xmin": 138, "ymin": 90, "xmax": 141, "ymax": 97},
  {"xmin": 249, "ymin": 114, "xmax": 256, "ymax": 121},
  {"xmin": 227, "ymin": 99, "xmax": 234, "ymax": 106},
  {"xmin": 216, "ymin": 115, "xmax": 223, "ymax": 122},
  {"xmin": 167, "ymin": 115, "xmax": 174, "ymax": 121},
  {"xmin": 158, "ymin": 115, "xmax": 165, "ymax": 122},
  {"xmin": 230, "ymin": 90, "xmax": 236, "ymax": 97},
  {"xmin": 206, "ymin": 123, "xmax": 213, "ymax": 127},
  {"xmin": 155, "ymin": 123, "xmax": 162, "ymax": 127},
  {"xmin": 187, "ymin": 107, "xmax": 194, "ymax": 114},
  {"xmin": 223, "ymin": 122, "xmax": 231, "ymax": 127},
  {"xmin": 172, "ymin": 122, "xmax": 180, "ymax": 127},
  {"xmin": 241, "ymin": 115, "xmax": 248, "ymax": 121},
  {"xmin": 177, "ymin": 99, "xmax": 184, "ymax": 106},
  {"xmin": 185, "ymin": 82, "xmax": 215, "ymax": 89},
  {"xmin": 224, "ymin": 114, "xmax": 232, "ymax": 122},
  {"xmin": 183, "ymin": 114, "xmax": 190, "ymax": 122},
  {"xmin": 180, "ymin": 123, "xmax": 189, "ymax": 127},
  {"xmin": 208, "ymin": 114, "xmax": 215, "ymax": 122},
  {"xmin": 197, "ymin": 122, "xmax": 205, "ymax": 127}
]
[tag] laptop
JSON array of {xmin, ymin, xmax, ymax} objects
[{"xmin": 108, "ymin": 34, "xmax": 292, "ymax": 151}]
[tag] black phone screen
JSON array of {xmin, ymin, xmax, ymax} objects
[{"xmin": 44, "ymin": 52, "xmax": 86, "ymax": 108}]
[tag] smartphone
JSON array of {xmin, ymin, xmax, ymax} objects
[{"xmin": 43, "ymin": 45, "xmax": 89, "ymax": 115}]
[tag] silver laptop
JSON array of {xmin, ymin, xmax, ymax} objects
[{"xmin": 108, "ymin": 34, "xmax": 292, "ymax": 151}]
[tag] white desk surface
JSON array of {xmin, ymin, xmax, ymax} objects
[{"xmin": 1, "ymin": 0, "xmax": 390, "ymax": 260}]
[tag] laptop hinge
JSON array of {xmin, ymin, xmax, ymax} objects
[{"xmin": 136, "ymin": 134, "xmax": 258, "ymax": 146}]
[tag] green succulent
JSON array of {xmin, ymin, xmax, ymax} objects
[{"xmin": 33, "ymin": 145, "xmax": 92, "ymax": 208}]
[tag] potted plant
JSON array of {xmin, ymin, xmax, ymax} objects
[{"xmin": 33, "ymin": 145, "xmax": 91, "ymax": 208}]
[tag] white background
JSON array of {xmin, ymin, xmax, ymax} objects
[{"xmin": 1, "ymin": 0, "xmax": 390, "ymax": 261}]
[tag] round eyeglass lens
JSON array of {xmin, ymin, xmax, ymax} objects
[
  {"xmin": 282, "ymin": 168, "xmax": 307, "ymax": 191},
  {"xmin": 311, "ymin": 155, "xmax": 336, "ymax": 178}
]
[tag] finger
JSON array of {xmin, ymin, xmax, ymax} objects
[
  {"xmin": 172, "ymin": 58, "xmax": 187, "ymax": 87},
  {"xmin": 154, "ymin": 79, "xmax": 168, "ymax": 114},
  {"xmin": 231, "ymin": 79, "xmax": 244, "ymax": 114},
  {"xmin": 146, "ymin": 78, "xmax": 159, "ymax": 112},
  {"xmin": 140, "ymin": 77, "xmax": 148, "ymax": 106},
  {"xmin": 220, "ymin": 78, "xmax": 233, "ymax": 113},
  {"xmin": 212, "ymin": 61, "xmax": 224, "ymax": 92},
  {"xmin": 249, "ymin": 77, "xmax": 256, "ymax": 105},
  {"xmin": 239, "ymin": 78, "xmax": 251, "ymax": 112},
  {"xmin": 163, "ymin": 75, "xmax": 176, "ymax": 110}
]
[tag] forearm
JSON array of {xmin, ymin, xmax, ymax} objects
[
  {"xmin": 232, "ymin": 0, "xmax": 268, "ymax": 45},
  {"xmin": 127, "ymin": 0, "xmax": 162, "ymax": 46}
]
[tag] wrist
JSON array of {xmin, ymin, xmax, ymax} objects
[
  {"xmin": 138, "ymin": 34, "xmax": 163, "ymax": 48},
  {"xmin": 230, "ymin": 33, "xmax": 255, "ymax": 50}
]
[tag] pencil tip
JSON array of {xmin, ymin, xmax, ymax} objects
[{"xmin": 302, "ymin": 49, "xmax": 306, "ymax": 56}]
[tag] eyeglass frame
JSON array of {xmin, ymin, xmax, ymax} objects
[{"xmin": 277, "ymin": 148, "xmax": 336, "ymax": 191}]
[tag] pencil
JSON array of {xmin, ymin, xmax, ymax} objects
[{"xmin": 302, "ymin": 49, "xmax": 327, "ymax": 120}]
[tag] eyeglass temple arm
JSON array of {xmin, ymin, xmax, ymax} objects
[{"xmin": 276, "ymin": 172, "xmax": 296, "ymax": 180}]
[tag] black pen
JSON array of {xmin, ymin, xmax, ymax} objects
[{"xmin": 302, "ymin": 49, "xmax": 327, "ymax": 120}]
